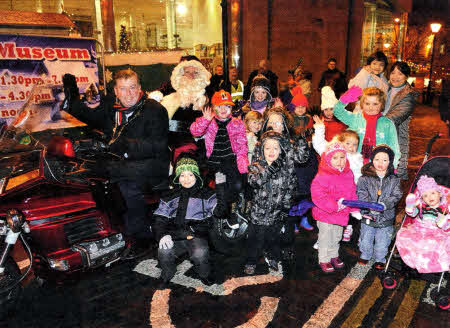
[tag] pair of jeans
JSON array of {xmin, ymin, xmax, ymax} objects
[
  {"xmin": 246, "ymin": 223, "xmax": 282, "ymax": 265},
  {"xmin": 158, "ymin": 237, "xmax": 209, "ymax": 282},
  {"xmin": 359, "ymin": 223, "xmax": 394, "ymax": 263}
]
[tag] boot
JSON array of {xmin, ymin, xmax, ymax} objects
[{"xmin": 300, "ymin": 216, "xmax": 313, "ymax": 231}]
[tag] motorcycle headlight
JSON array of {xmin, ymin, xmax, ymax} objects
[{"xmin": 5, "ymin": 209, "xmax": 25, "ymax": 233}]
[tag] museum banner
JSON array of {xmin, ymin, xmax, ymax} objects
[{"xmin": 0, "ymin": 34, "xmax": 100, "ymax": 132}]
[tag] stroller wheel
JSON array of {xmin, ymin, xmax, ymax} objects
[
  {"xmin": 383, "ymin": 275, "xmax": 398, "ymax": 290},
  {"xmin": 436, "ymin": 295, "xmax": 450, "ymax": 311}
]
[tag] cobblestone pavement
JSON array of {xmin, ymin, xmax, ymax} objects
[{"xmin": 5, "ymin": 104, "xmax": 449, "ymax": 328}]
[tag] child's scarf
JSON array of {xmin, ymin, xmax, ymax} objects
[{"xmin": 361, "ymin": 112, "xmax": 381, "ymax": 162}]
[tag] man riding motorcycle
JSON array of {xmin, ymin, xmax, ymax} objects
[{"xmin": 61, "ymin": 69, "xmax": 169, "ymax": 258}]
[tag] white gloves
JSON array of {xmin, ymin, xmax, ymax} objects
[
  {"xmin": 337, "ymin": 198, "xmax": 346, "ymax": 211},
  {"xmin": 351, "ymin": 211, "xmax": 362, "ymax": 220},
  {"xmin": 159, "ymin": 235, "xmax": 174, "ymax": 250}
]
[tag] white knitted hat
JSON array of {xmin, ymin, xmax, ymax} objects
[{"xmin": 321, "ymin": 86, "xmax": 338, "ymax": 110}]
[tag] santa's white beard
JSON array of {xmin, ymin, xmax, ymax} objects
[{"xmin": 177, "ymin": 76, "xmax": 207, "ymax": 110}]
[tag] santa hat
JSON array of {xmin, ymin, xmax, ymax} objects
[
  {"xmin": 417, "ymin": 175, "xmax": 441, "ymax": 196},
  {"xmin": 324, "ymin": 142, "xmax": 346, "ymax": 167},
  {"xmin": 321, "ymin": 86, "xmax": 338, "ymax": 110}
]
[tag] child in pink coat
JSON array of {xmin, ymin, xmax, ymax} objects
[
  {"xmin": 190, "ymin": 90, "xmax": 248, "ymax": 227},
  {"xmin": 311, "ymin": 142, "xmax": 359, "ymax": 273}
]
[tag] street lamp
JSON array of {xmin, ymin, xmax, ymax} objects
[{"xmin": 425, "ymin": 22, "xmax": 442, "ymax": 104}]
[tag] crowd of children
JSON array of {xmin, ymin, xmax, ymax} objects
[{"xmin": 152, "ymin": 53, "xmax": 448, "ymax": 285}]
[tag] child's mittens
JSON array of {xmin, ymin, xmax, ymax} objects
[
  {"xmin": 339, "ymin": 86, "xmax": 363, "ymax": 104},
  {"xmin": 405, "ymin": 193, "xmax": 418, "ymax": 216},
  {"xmin": 350, "ymin": 211, "xmax": 362, "ymax": 220},
  {"xmin": 436, "ymin": 213, "xmax": 450, "ymax": 230},
  {"xmin": 337, "ymin": 198, "xmax": 346, "ymax": 211}
]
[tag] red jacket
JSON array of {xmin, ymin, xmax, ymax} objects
[{"xmin": 323, "ymin": 117, "xmax": 347, "ymax": 141}]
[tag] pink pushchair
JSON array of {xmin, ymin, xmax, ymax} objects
[{"xmin": 381, "ymin": 134, "xmax": 449, "ymax": 311}]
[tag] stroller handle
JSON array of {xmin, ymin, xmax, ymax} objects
[{"xmin": 423, "ymin": 133, "xmax": 442, "ymax": 163}]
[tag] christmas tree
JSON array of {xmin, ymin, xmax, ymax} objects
[{"xmin": 119, "ymin": 25, "xmax": 130, "ymax": 52}]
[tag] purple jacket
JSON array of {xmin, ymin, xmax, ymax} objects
[
  {"xmin": 190, "ymin": 116, "xmax": 248, "ymax": 173},
  {"xmin": 311, "ymin": 158, "xmax": 357, "ymax": 226}
]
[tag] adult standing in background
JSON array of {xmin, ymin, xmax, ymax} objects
[
  {"xmin": 209, "ymin": 65, "xmax": 226, "ymax": 93},
  {"xmin": 383, "ymin": 61, "xmax": 419, "ymax": 180},
  {"xmin": 318, "ymin": 58, "xmax": 347, "ymax": 98},
  {"xmin": 244, "ymin": 59, "xmax": 278, "ymax": 100}
]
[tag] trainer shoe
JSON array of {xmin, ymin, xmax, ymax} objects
[
  {"xmin": 374, "ymin": 262, "xmax": 385, "ymax": 270},
  {"xmin": 330, "ymin": 257, "xmax": 345, "ymax": 269},
  {"xmin": 265, "ymin": 257, "xmax": 279, "ymax": 271},
  {"xmin": 358, "ymin": 257, "xmax": 369, "ymax": 265},
  {"xmin": 319, "ymin": 262, "xmax": 334, "ymax": 273},
  {"xmin": 244, "ymin": 264, "xmax": 256, "ymax": 275}
]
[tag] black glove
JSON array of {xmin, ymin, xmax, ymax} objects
[
  {"xmin": 62, "ymin": 74, "xmax": 80, "ymax": 103},
  {"xmin": 267, "ymin": 158, "xmax": 282, "ymax": 176}
]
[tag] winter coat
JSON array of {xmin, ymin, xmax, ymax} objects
[
  {"xmin": 247, "ymin": 147, "xmax": 297, "ymax": 226},
  {"xmin": 323, "ymin": 117, "xmax": 347, "ymax": 141},
  {"xmin": 356, "ymin": 164, "xmax": 402, "ymax": 228},
  {"xmin": 333, "ymin": 101, "xmax": 401, "ymax": 168},
  {"xmin": 190, "ymin": 116, "xmax": 249, "ymax": 173},
  {"xmin": 66, "ymin": 96, "xmax": 169, "ymax": 187},
  {"xmin": 349, "ymin": 69, "xmax": 389, "ymax": 113},
  {"xmin": 153, "ymin": 183, "xmax": 226, "ymax": 241},
  {"xmin": 383, "ymin": 83, "xmax": 419, "ymax": 180},
  {"xmin": 311, "ymin": 158, "xmax": 357, "ymax": 226}
]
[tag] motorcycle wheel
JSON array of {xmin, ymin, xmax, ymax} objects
[{"xmin": 0, "ymin": 257, "xmax": 23, "ymax": 318}]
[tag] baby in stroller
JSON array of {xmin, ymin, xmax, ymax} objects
[{"xmin": 395, "ymin": 175, "xmax": 449, "ymax": 274}]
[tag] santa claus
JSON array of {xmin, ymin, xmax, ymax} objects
[{"xmin": 152, "ymin": 58, "xmax": 211, "ymax": 155}]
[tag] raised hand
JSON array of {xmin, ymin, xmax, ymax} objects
[
  {"xmin": 202, "ymin": 106, "xmax": 214, "ymax": 121},
  {"xmin": 339, "ymin": 85, "xmax": 363, "ymax": 104},
  {"xmin": 313, "ymin": 115, "xmax": 324, "ymax": 126}
]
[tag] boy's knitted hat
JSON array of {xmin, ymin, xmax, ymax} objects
[
  {"xmin": 324, "ymin": 142, "xmax": 346, "ymax": 167},
  {"xmin": 321, "ymin": 86, "xmax": 338, "ymax": 110},
  {"xmin": 417, "ymin": 175, "xmax": 440, "ymax": 196},
  {"xmin": 173, "ymin": 157, "xmax": 202, "ymax": 186}
]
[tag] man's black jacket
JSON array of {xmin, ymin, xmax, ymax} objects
[{"xmin": 66, "ymin": 96, "xmax": 169, "ymax": 187}]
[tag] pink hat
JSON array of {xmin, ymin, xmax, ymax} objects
[
  {"xmin": 417, "ymin": 175, "xmax": 440, "ymax": 196},
  {"xmin": 291, "ymin": 92, "xmax": 308, "ymax": 107},
  {"xmin": 324, "ymin": 142, "xmax": 346, "ymax": 166}
]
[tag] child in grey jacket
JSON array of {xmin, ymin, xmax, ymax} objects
[{"xmin": 356, "ymin": 145, "xmax": 403, "ymax": 270}]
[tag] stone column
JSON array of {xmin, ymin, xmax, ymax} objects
[
  {"xmin": 100, "ymin": 0, "xmax": 117, "ymax": 52},
  {"xmin": 166, "ymin": 0, "xmax": 176, "ymax": 49}
]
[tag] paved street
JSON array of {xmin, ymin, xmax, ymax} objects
[{"xmin": 6, "ymin": 104, "xmax": 450, "ymax": 328}]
